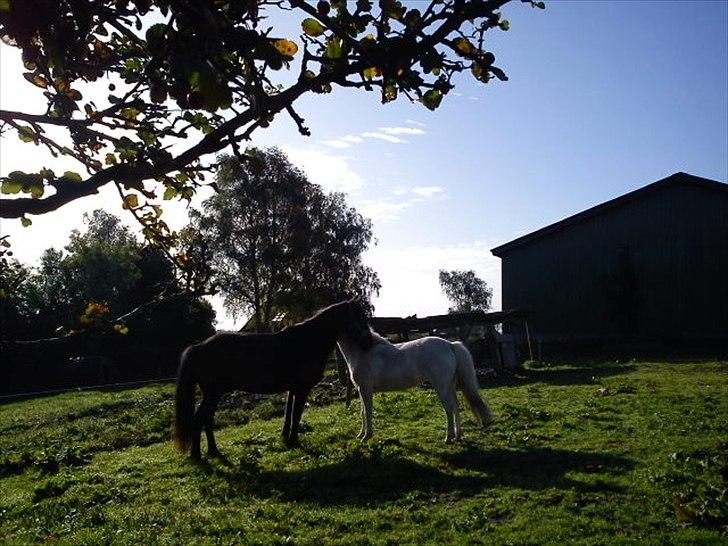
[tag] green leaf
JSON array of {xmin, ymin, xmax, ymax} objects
[
  {"xmin": 453, "ymin": 37, "xmax": 474, "ymax": 56},
  {"xmin": 61, "ymin": 171, "xmax": 83, "ymax": 183},
  {"xmin": 17, "ymin": 126, "xmax": 36, "ymax": 143},
  {"xmin": 29, "ymin": 184, "xmax": 44, "ymax": 198},
  {"xmin": 113, "ymin": 324, "xmax": 129, "ymax": 335},
  {"xmin": 105, "ymin": 153, "xmax": 118, "ymax": 165},
  {"xmin": 163, "ymin": 187, "xmax": 178, "ymax": 200},
  {"xmin": 1, "ymin": 179, "xmax": 23, "ymax": 194},
  {"xmin": 325, "ymin": 38, "xmax": 343, "ymax": 59},
  {"xmin": 499, "ymin": 19, "xmax": 510, "ymax": 31},
  {"xmin": 20, "ymin": 217, "xmax": 32, "ymax": 227},
  {"xmin": 383, "ymin": 84, "xmax": 397, "ymax": 103},
  {"xmin": 420, "ymin": 89, "xmax": 442, "ymax": 111},
  {"xmin": 0, "ymin": 0, "xmax": 10, "ymax": 13},
  {"xmin": 145, "ymin": 23, "xmax": 167, "ymax": 54},
  {"xmin": 302, "ymin": 18, "xmax": 326, "ymax": 37},
  {"xmin": 362, "ymin": 67, "xmax": 381, "ymax": 80}
]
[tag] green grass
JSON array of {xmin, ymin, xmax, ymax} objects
[{"xmin": 1, "ymin": 361, "xmax": 726, "ymax": 545}]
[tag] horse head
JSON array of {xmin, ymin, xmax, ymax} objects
[{"xmin": 344, "ymin": 297, "xmax": 374, "ymax": 349}]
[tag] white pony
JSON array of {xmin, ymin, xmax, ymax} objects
[{"xmin": 338, "ymin": 330, "xmax": 494, "ymax": 443}]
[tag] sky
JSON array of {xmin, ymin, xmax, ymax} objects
[{"xmin": 1, "ymin": 0, "xmax": 727, "ymax": 329}]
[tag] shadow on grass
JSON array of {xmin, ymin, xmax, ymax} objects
[
  {"xmin": 485, "ymin": 363, "xmax": 637, "ymax": 389},
  {"xmin": 207, "ymin": 444, "xmax": 634, "ymax": 506}
]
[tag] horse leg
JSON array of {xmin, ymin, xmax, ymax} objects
[
  {"xmin": 286, "ymin": 388, "xmax": 311, "ymax": 448},
  {"xmin": 190, "ymin": 392, "xmax": 215, "ymax": 460},
  {"xmin": 282, "ymin": 391, "xmax": 295, "ymax": 442},
  {"xmin": 356, "ymin": 395, "xmax": 366, "ymax": 440},
  {"xmin": 452, "ymin": 381, "xmax": 462, "ymax": 441},
  {"xmin": 360, "ymin": 386, "xmax": 374, "ymax": 441},
  {"xmin": 434, "ymin": 382, "xmax": 458, "ymax": 444},
  {"xmin": 204, "ymin": 393, "xmax": 222, "ymax": 457}
]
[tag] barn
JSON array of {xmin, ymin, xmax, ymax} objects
[{"xmin": 491, "ymin": 172, "xmax": 728, "ymax": 356}]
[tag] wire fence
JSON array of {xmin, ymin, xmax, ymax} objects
[{"xmin": 0, "ymin": 377, "xmax": 176, "ymax": 404}]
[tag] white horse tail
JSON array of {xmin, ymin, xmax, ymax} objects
[{"xmin": 451, "ymin": 342, "xmax": 494, "ymax": 427}]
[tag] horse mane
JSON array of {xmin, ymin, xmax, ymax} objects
[
  {"xmin": 284, "ymin": 300, "xmax": 347, "ymax": 330},
  {"xmin": 368, "ymin": 328, "xmax": 392, "ymax": 347}
]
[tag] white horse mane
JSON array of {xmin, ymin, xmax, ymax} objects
[{"xmin": 368, "ymin": 328, "xmax": 390, "ymax": 346}]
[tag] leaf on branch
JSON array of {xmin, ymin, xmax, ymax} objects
[
  {"xmin": 23, "ymin": 72, "xmax": 48, "ymax": 88},
  {"xmin": 122, "ymin": 194, "xmax": 139, "ymax": 209},
  {"xmin": 362, "ymin": 67, "xmax": 381, "ymax": 80},
  {"xmin": 325, "ymin": 38, "xmax": 343, "ymax": 59},
  {"xmin": 61, "ymin": 171, "xmax": 83, "ymax": 183},
  {"xmin": 302, "ymin": 18, "xmax": 326, "ymax": 37},
  {"xmin": 113, "ymin": 324, "xmax": 129, "ymax": 335},
  {"xmin": 420, "ymin": 89, "xmax": 442, "ymax": 111},
  {"xmin": 490, "ymin": 66, "xmax": 509, "ymax": 81},
  {"xmin": 1, "ymin": 179, "xmax": 23, "ymax": 194},
  {"xmin": 17, "ymin": 126, "xmax": 36, "ymax": 143},
  {"xmin": 163, "ymin": 187, "xmax": 178, "ymax": 200},
  {"xmin": 272, "ymin": 39, "xmax": 299, "ymax": 57},
  {"xmin": 453, "ymin": 38, "xmax": 475, "ymax": 56},
  {"xmin": 20, "ymin": 217, "xmax": 32, "ymax": 227}
]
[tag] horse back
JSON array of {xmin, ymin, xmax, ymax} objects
[{"xmin": 190, "ymin": 330, "xmax": 331, "ymax": 393}]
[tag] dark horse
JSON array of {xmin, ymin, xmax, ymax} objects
[{"xmin": 173, "ymin": 299, "xmax": 371, "ymax": 459}]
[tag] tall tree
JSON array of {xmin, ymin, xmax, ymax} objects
[
  {"xmin": 439, "ymin": 269, "xmax": 492, "ymax": 313},
  {"xmin": 0, "ymin": 0, "xmax": 544, "ymax": 246},
  {"xmin": 192, "ymin": 149, "xmax": 379, "ymax": 330}
]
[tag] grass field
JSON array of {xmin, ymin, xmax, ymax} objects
[{"xmin": 1, "ymin": 360, "xmax": 726, "ymax": 545}]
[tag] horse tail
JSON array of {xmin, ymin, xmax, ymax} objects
[
  {"xmin": 173, "ymin": 345, "xmax": 199, "ymax": 453},
  {"xmin": 451, "ymin": 341, "xmax": 494, "ymax": 427}
]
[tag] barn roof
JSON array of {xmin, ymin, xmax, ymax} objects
[{"xmin": 490, "ymin": 172, "xmax": 727, "ymax": 257}]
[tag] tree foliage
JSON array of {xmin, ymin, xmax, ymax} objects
[
  {"xmin": 0, "ymin": 209, "xmax": 214, "ymax": 341},
  {"xmin": 0, "ymin": 0, "xmax": 544, "ymax": 246},
  {"xmin": 439, "ymin": 268, "xmax": 492, "ymax": 313},
  {"xmin": 191, "ymin": 148, "xmax": 379, "ymax": 330}
]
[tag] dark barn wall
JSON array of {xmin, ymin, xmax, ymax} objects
[{"xmin": 498, "ymin": 182, "xmax": 728, "ymax": 345}]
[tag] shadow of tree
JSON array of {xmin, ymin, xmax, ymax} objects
[
  {"xmin": 206, "ymin": 444, "xmax": 635, "ymax": 506},
  {"xmin": 442, "ymin": 446, "xmax": 634, "ymax": 491}
]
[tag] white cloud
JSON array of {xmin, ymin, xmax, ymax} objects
[
  {"xmin": 360, "ymin": 131, "xmax": 408, "ymax": 144},
  {"xmin": 411, "ymin": 185, "xmax": 445, "ymax": 198},
  {"xmin": 356, "ymin": 185, "xmax": 448, "ymax": 223},
  {"xmin": 357, "ymin": 199, "xmax": 414, "ymax": 222},
  {"xmin": 405, "ymin": 119, "xmax": 427, "ymax": 127},
  {"xmin": 378, "ymin": 126, "xmax": 426, "ymax": 136},
  {"xmin": 281, "ymin": 145, "xmax": 363, "ymax": 193},
  {"xmin": 320, "ymin": 134, "xmax": 365, "ymax": 149},
  {"xmin": 365, "ymin": 241, "xmax": 502, "ymax": 317},
  {"xmin": 321, "ymin": 139, "xmax": 352, "ymax": 149}
]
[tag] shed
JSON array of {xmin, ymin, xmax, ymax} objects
[{"xmin": 490, "ymin": 172, "xmax": 728, "ymax": 355}]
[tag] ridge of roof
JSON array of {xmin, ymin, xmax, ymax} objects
[{"xmin": 490, "ymin": 172, "xmax": 727, "ymax": 256}]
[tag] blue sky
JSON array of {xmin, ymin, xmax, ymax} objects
[{"xmin": 1, "ymin": 0, "xmax": 726, "ymax": 327}]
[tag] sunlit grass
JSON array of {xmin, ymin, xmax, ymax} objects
[{"xmin": 1, "ymin": 361, "xmax": 726, "ymax": 544}]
